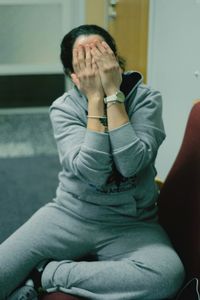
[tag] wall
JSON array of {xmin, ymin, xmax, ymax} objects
[
  {"xmin": 107, "ymin": 0, "xmax": 149, "ymax": 82},
  {"xmin": 148, "ymin": 0, "xmax": 200, "ymax": 179},
  {"xmin": 85, "ymin": 0, "xmax": 107, "ymax": 27},
  {"xmin": 0, "ymin": 0, "xmax": 85, "ymax": 109}
]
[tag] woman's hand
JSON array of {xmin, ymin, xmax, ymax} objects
[
  {"xmin": 91, "ymin": 41, "xmax": 122, "ymax": 96},
  {"xmin": 71, "ymin": 44, "xmax": 104, "ymax": 100}
]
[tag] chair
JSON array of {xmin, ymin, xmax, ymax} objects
[
  {"xmin": 41, "ymin": 101, "xmax": 200, "ymax": 299},
  {"xmin": 41, "ymin": 293, "xmax": 81, "ymax": 300},
  {"xmin": 158, "ymin": 101, "xmax": 200, "ymax": 299}
]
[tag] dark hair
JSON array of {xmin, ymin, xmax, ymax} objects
[{"xmin": 60, "ymin": 24, "xmax": 125, "ymax": 77}]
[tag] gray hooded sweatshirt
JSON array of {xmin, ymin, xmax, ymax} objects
[{"xmin": 49, "ymin": 71, "xmax": 165, "ymax": 219}]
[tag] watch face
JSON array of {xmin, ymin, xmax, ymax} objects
[{"xmin": 116, "ymin": 91, "xmax": 125, "ymax": 102}]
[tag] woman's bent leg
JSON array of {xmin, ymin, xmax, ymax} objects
[
  {"xmin": 0, "ymin": 203, "xmax": 94, "ymax": 299},
  {"xmin": 41, "ymin": 221, "xmax": 185, "ymax": 300}
]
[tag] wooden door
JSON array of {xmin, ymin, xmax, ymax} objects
[{"xmin": 108, "ymin": 0, "xmax": 149, "ymax": 82}]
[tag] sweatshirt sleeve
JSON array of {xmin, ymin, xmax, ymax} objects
[
  {"xmin": 109, "ymin": 87, "xmax": 166, "ymax": 177},
  {"xmin": 50, "ymin": 99, "xmax": 112, "ymax": 187}
]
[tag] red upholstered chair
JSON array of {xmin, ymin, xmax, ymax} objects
[
  {"xmin": 158, "ymin": 101, "xmax": 200, "ymax": 299},
  {"xmin": 40, "ymin": 101, "xmax": 200, "ymax": 300},
  {"xmin": 41, "ymin": 293, "xmax": 82, "ymax": 300}
]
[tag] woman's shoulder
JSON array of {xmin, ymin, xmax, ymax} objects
[
  {"xmin": 50, "ymin": 87, "xmax": 84, "ymax": 111},
  {"xmin": 50, "ymin": 92, "xmax": 69, "ymax": 108}
]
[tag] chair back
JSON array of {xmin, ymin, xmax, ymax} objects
[{"xmin": 158, "ymin": 101, "xmax": 200, "ymax": 280}]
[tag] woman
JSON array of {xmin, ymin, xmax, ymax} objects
[{"xmin": 1, "ymin": 24, "xmax": 185, "ymax": 300}]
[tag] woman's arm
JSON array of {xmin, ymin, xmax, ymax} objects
[
  {"xmin": 109, "ymin": 89, "xmax": 165, "ymax": 177},
  {"xmin": 50, "ymin": 99, "xmax": 112, "ymax": 187},
  {"xmin": 91, "ymin": 41, "xmax": 165, "ymax": 177},
  {"xmin": 72, "ymin": 44, "xmax": 107, "ymax": 133},
  {"xmin": 91, "ymin": 41, "xmax": 129, "ymax": 131},
  {"xmin": 50, "ymin": 44, "xmax": 113, "ymax": 187}
]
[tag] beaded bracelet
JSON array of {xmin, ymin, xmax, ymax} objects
[{"xmin": 87, "ymin": 115, "xmax": 107, "ymax": 127}]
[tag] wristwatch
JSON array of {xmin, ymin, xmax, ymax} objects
[{"xmin": 104, "ymin": 90, "xmax": 125, "ymax": 104}]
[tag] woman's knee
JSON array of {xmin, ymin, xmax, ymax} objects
[
  {"xmin": 145, "ymin": 254, "xmax": 185, "ymax": 299},
  {"xmin": 156, "ymin": 255, "xmax": 185, "ymax": 298},
  {"xmin": 127, "ymin": 248, "xmax": 185, "ymax": 299}
]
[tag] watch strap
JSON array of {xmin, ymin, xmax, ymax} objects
[{"xmin": 104, "ymin": 91, "xmax": 125, "ymax": 104}]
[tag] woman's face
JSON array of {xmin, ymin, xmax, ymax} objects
[
  {"xmin": 71, "ymin": 34, "xmax": 105, "ymax": 87},
  {"xmin": 73, "ymin": 34, "xmax": 104, "ymax": 49}
]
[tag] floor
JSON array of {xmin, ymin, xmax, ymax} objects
[{"xmin": 0, "ymin": 108, "xmax": 58, "ymax": 158}]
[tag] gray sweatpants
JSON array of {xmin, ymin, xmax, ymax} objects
[{"xmin": 0, "ymin": 194, "xmax": 185, "ymax": 300}]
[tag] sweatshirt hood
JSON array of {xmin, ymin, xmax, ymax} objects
[{"xmin": 120, "ymin": 71, "xmax": 143, "ymax": 100}]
